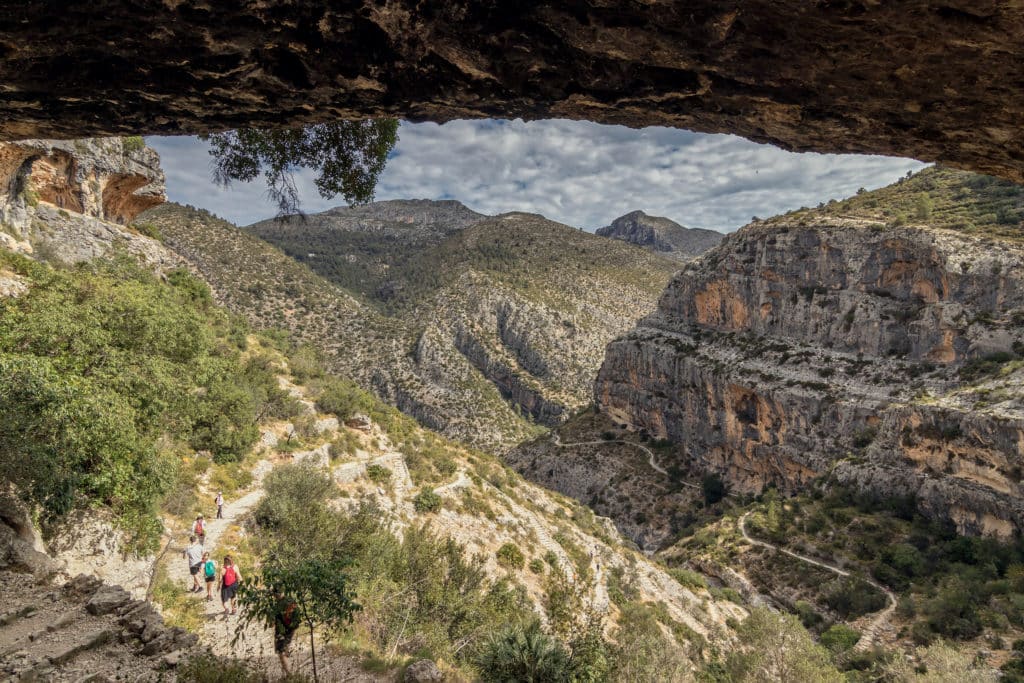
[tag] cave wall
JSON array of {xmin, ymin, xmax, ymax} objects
[{"xmin": 0, "ymin": 2, "xmax": 1022, "ymax": 180}]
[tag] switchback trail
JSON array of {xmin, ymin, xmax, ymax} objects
[
  {"xmin": 738, "ymin": 511, "xmax": 897, "ymax": 651},
  {"xmin": 550, "ymin": 432, "xmax": 700, "ymax": 488}
]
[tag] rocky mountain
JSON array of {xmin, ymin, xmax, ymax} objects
[
  {"xmin": 247, "ymin": 199, "xmax": 486, "ymax": 303},
  {"xmin": 143, "ymin": 202, "xmax": 680, "ymax": 450},
  {"xmin": 512, "ymin": 166, "xmax": 1024, "ymax": 545},
  {"xmin": 596, "ymin": 210, "xmax": 723, "ymax": 261}
]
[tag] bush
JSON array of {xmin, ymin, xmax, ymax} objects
[
  {"xmin": 701, "ymin": 473, "xmax": 727, "ymax": 505},
  {"xmin": 496, "ymin": 543, "xmax": 525, "ymax": 570},
  {"xmin": 529, "ymin": 558, "xmax": 545, "ymax": 574},
  {"xmin": 364, "ymin": 463, "xmax": 391, "ymax": 484},
  {"xmin": 315, "ymin": 377, "xmax": 372, "ymax": 420},
  {"xmin": 413, "ymin": 488, "xmax": 442, "ymax": 513},
  {"xmin": 669, "ymin": 568, "xmax": 707, "ymax": 590},
  {"xmin": 819, "ymin": 624, "xmax": 860, "ymax": 653},
  {"xmin": 475, "ymin": 621, "xmax": 572, "ymax": 683}
]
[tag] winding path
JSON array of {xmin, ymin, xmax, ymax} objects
[
  {"xmin": 738, "ymin": 511, "xmax": 897, "ymax": 651},
  {"xmin": 551, "ymin": 433, "xmax": 701, "ymax": 489}
]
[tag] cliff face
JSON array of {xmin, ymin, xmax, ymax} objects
[
  {"xmin": 2, "ymin": 3, "xmax": 1024, "ymax": 184},
  {"xmin": 0, "ymin": 138, "xmax": 172, "ymax": 266},
  {"xmin": 596, "ymin": 201, "xmax": 1024, "ymax": 537},
  {"xmin": 596, "ymin": 211, "xmax": 723, "ymax": 261}
]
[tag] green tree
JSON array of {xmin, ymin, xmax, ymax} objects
[
  {"xmin": 201, "ymin": 120, "xmax": 399, "ymax": 214},
  {"xmin": 701, "ymin": 473, "xmax": 727, "ymax": 505},
  {"xmin": 236, "ymin": 558, "xmax": 360, "ymax": 682},
  {"xmin": 721, "ymin": 607, "xmax": 844, "ymax": 682}
]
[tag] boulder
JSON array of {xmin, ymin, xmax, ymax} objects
[
  {"xmin": 85, "ymin": 585, "xmax": 131, "ymax": 615},
  {"xmin": 345, "ymin": 413, "xmax": 372, "ymax": 432},
  {"xmin": 404, "ymin": 659, "xmax": 444, "ymax": 682}
]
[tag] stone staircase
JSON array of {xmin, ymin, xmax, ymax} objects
[{"xmin": 0, "ymin": 572, "xmax": 201, "ymax": 681}]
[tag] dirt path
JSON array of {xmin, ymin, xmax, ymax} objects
[
  {"xmin": 550, "ymin": 432, "xmax": 698, "ymax": 487},
  {"xmin": 738, "ymin": 511, "xmax": 897, "ymax": 651}
]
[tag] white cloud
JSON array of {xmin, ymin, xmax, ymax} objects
[{"xmin": 148, "ymin": 119, "xmax": 926, "ymax": 231}]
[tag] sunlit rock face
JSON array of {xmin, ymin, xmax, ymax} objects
[
  {"xmin": 1, "ymin": 2, "xmax": 1023, "ymax": 181},
  {"xmin": 596, "ymin": 216, "xmax": 1024, "ymax": 537},
  {"xmin": 0, "ymin": 138, "xmax": 175, "ymax": 266}
]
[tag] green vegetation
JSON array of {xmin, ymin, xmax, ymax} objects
[
  {"xmin": 413, "ymin": 488, "xmax": 442, "ymax": 513},
  {"xmin": 744, "ymin": 485, "xmax": 1024, "ymax": 646},
  {"xmin": 364, "ymin": 463, "xmax": 391, "ymax": 484},
  {"xmin": 201, "ymin": 120, "xmax": 399, "ymax": 214},
  {"xmin": 496, "ymin": 542, "xmax": 526, "ymax": 570},
  {"xmin": 238, "ymin": 558, "xmax": 360, "ymax": 682},
  {"xmin": 700, "ymin": 607, "xmax": 843, "ymax": 682},
  {"xmin": 121, "ymin": 135, "xmax": 145, "ymax": 153},
  {"xmin": 814, "ymin": 166, "xmax": 1024, "ymax": 240},
  {"xmin": 0, "ymin": 252, "xmax": 294, "ymax": 551}
]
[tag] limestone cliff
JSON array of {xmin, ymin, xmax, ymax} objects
[
  {"xmin": 595, "ymin": 168, "xmax": 1024, "ymax": 537},
  {"xmin": 596, "ymin": 210, "xmax": 723, "ymax": 261},
  {"xmin": 0, "ymin": 137, "xmax": 175, "ymax": 267}
]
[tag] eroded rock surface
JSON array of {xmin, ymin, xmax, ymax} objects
[
  {"xmin": 2, "ymin": 3, "xmax": 1024, "ymax": 182},
  {"xmin": 0, "ymin": 138, "xmax": 176, "ymax": 267},
  {"xmin": 596, "ymin": 182, "xmax": 1024, "ymax": 537}
]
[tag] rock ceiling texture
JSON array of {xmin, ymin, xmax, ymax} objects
[{"xmin": 0, "ymin": 2, "xmax": 1022, "ymax": 179}]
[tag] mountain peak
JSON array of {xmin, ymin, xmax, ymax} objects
[{"xmin": 596, "ymin": 210, "xmax": 723, "ymax": 261}]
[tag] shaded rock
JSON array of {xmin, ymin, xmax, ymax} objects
[
  {"xmin": 404, "ymin": 659, "xmax": 444, "ymax": 683},
  {"xmin": 345, "ymin": 413, "xmax": 373, "ymax": 432},
  {"xmin": 85, "ymin": 585, "xmax": 130, "ymax": 615},
  {"xmin": 1, "ymin": 3, "xmax": 1023, "ymax": 183}
]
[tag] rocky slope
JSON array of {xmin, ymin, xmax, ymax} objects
[
  {"xmin": 4, "ymin": 3, "xmax": 1024, "ymax": 186},
  {"xmin": 592, "ymin": 166, "xmax": 1024, "ymax": 538},
  {"xmin": 0, "ymin": 137, "xmax": 177, "ymax": 267},
  {"xmin": 143, "ymin": 202, "xmax": 679, "ymax": 450},
  {"xmin": 596, "ymin": 210, "xmax": 723, "ymax": 261}
]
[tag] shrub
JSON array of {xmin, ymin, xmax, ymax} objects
[
  {"xmin": 364, "ymin": 463, "xmax": 391, "ymax": 484},
  {"xmin": 819, "ymin": 624, "xmax": 860, "ymax": 653},
  {"xmin": 701, "ymin": 473, "xmax": 727, "ymax": 505},
  {"xmin": 315, "ymin": 377, "xmax": 372, "ymax": 420},
  {"xmin": 529, "ymin": 558, "xmax": 545, "ymax": 574},
  {"xmin": 475, "ymin": 621, "xmax": 572, "ymax": 683},
  {"xmin": 121, "ymin": 135, "xmax": 145, "ymax": 153},
  {"xmin": 669, "ymin": 568, "xmax": 707, "ymax": 591},
  {"xmin": 496, "ymin": 543, "xmax": 525, "ymax": 570},
  {"xmin": 413, "ymin": 488, "xmax": 442, "ymax": 513}
]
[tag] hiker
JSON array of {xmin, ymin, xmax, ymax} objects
[
  {"xmin": 221, "ymin": 555, "xmax": 241, "ymax": 615},
  {"xmin": 192, "ymin": 514, "xmax": 206, "ymax": 545},
  {"xmin": 274, "ymin": 591, "xmax": 300, "ymax": 675},
  {"xmin": 215, "ymin": 491, "xmax": 224, "ymax": 519},
  {"xmin": 183, "ymin": 535, "xmax": 204, "ymax": 593},
  {"xmin": 202, "ymin": 552, "xmax": 216, "ymax": 601}
]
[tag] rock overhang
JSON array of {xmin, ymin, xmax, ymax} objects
[{"xmin": 0, "ymin": 2, "xmax": 1021, "ymax": 180}]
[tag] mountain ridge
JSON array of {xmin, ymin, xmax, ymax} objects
[{"xmin": 596, "ymin": 209, "xmax": 724, "ymax": 261}]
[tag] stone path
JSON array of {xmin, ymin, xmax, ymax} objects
[{"xmin": 738, "ymin": 511, "xmax": 896, "ymax": 651}]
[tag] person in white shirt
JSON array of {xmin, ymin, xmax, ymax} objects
[
  {"xmin": 183, "ymin": 536, "xmax": 204, "ymax": 593},
  {"xmin": 215, "ymin": 492, "xmax": 224, "ymax": 519}
]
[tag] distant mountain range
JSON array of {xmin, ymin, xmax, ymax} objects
[
  {"xmin": 596, "ymin": 210, "xmax": 724, "ymax": 261},
  {"xmin": 142, "ymin": 200, "xmax": 680, "ymax": 450}
]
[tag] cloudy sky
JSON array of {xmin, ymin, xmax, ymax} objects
[{"xmin": 149, "ymin": 119, "xmax": 926, "ymax": 233}]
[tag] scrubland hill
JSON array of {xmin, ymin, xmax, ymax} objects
[{"xmin": 140, "ymin": 201, "xmax": 678, "ymax": 450}]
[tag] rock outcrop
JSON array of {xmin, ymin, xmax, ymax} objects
[
  {"xmin": 2, "ymin": 3, "xmax": 1024, "ymax": 184},
  {"xmin": 595, "ymin": 172, "xmax": 1024, "ymax": 537},
  {"xmin": 0, "ymin": 138, "xmax": 176, "ymax": 267},
  {"xmin": 596, "ymin": 211, "xmax": 723, "ymax": 261}
]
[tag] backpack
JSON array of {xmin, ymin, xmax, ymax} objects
[
  {"xmin": 280, "ymin": 599, "xmax": 298, "ymax": 631},
  {"xmin": 204, "ymin": 560, "xmax": 215, "ymax": 579},
  {"xmin": 195, "ymin": 520, "xmax": 204, "ymax": 535},
  {"xmin": 223, "ymin": 565, "xmax": 237, "ymax": 586}
]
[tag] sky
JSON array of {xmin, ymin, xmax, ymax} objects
[{"xmin": 149, "ymin": 119, "xmax": 926, "ymax": 233}]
